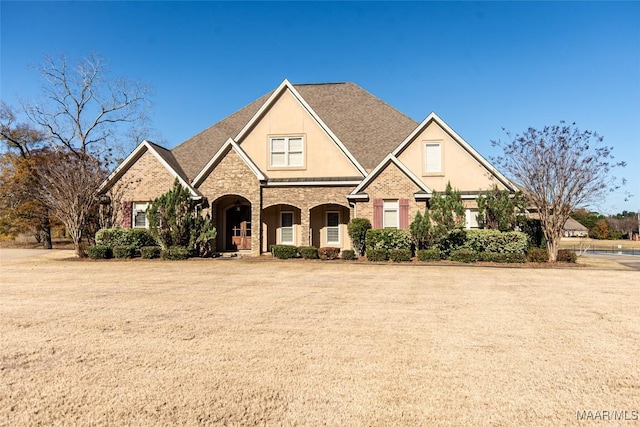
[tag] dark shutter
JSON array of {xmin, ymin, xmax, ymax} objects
[
  {"xmin": 122, "ymin": 201, "xmax": 133, "ymax": 228},
  {"xmin": 373, "ymin": 198, "xmax": 383, "ymax": 228},
  {"xmin": 399, "ymin": 198, "xmax": 409, "ymax": 229}
]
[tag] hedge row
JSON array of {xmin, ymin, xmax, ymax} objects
[{"xmin": 271, "ymin": 245, "xmax": 353, "ymax": 260}]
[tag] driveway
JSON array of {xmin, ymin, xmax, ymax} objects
[
  {"xmin": 0, "ymin": 248, "xmax": 71, "ymax": 262},
  {"xmin": 581, "ymin": 253, "xmax": 640, "ymax": 271}
]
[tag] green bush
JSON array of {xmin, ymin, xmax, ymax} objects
[
  {"xmin": 478, "ymin": 252, "xmax": 526, "ymax": 263},
  {"xmin": 341, "ymin": 249, "xmax": 356, "ymax": 260},
  {"xmin": 557, "ymin": 249, "xmax": 577, "ymax": 263},
  {"xmin": 140, "ymin": 246, "xmax": 161, "ymax": 259},
  {"xmin": 113, "ymin": 245, "xmax": 136, "ymax": 259},
  {"xmin": 95, "ymin": 228, "xmax": 157, "ymax": 250},
  {"xmin": 449, "ymin": 249, "xmax": 478, "ymax": 263},
  {"xmin": 462, "ymin": 229, "xmax": 528, "ymax": 254},
  {"xmin": 527, "ymin": 247, "xmax": 549, "ymax": 263},
  {"xmin": 299, "ymin": 246, "xmax": 319, "ymax": 259},
  {"xmin": 161, "ymin": 246, "xmax": 191, "ymax": 260},
  {"xmin": 86, "ymin": 245, "xmax": 112, "ymax": 259},
  {"xmin": 366, "ymin": 248, "xmax": 388, "ymax": 262},
  {"xmin": 389, "ymin": 249, "xmax": 412, "ymax": 262},
  {"xmin": 365, "ymin": 229, "xmax": 412, "ymax": 252},
  {"xmin": 272, "ymin": 245, "xmax": 298, "ymax": 259},
  {"xmin": 417, "ymin": 248, "xmax": 440, "ymax": 261},
  {"xmin": 318, "ymin": 247, "xmax": 340, "ymax": 260},
  {"xmin": 438, "ymin": 229, "xmax": 467, "ymax": 258},
  {"xmin": 347, "ymin": 218, "xmax": 372, "ymax": 256}
]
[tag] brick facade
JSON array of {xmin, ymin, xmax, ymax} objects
[
  {"xmin": 110, "ymin": 150, "xmax": 178, "ymax": 228},
  {"xmin": 354, "ymin": 162, "xmax": 427, "ymax": 226}
]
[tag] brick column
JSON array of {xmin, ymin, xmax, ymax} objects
[
  {"xmin": 251, "ymin": 197, "xmax": 261, "ymax": 256},
  {"xmin": 300, "ymin": 207, "xmax": 311, "ymax": 247}
]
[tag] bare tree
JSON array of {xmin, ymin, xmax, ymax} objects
[
  {"xmin": 18, "ymin": 53, "xmax": 152, "ymax": 256},
  {"xmin": 492, "ymin": 122, "xmax": 626, "ymax": 261},
  {"xmin": 31, "ymin": 151, "xmax": 106, "ymax": 257},
  {"xmin": 25, "ymin": 53, "xmax": 152, "ymax": 164}
]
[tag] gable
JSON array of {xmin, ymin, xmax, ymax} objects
[
  {"xmin": 196, "ymin": 147, "xmax": 261, "ymax": 200},
  {"xmin": 356, "ymin": 159, "xmax": 426, "ymax": 198},
  {"xmin": 98, "ymin": 140, "xmax": 199, "ymax": 199},
  {"xmin": 237, "ymin": 87, "xmax": 364, "ymax": 179},
  {"xmin": 113, "ymin": 149, "xmax": 178, "ymax": 201},
  {"xmin": 395, "ymin": 115, "xmax": 513, "ymax": 192}
]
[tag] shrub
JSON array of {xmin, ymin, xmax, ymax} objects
[
  {"xmin": 478, "ymin": 252, "xmax": 526, "ymax": 263},
  {"xmin": 437, "ymin": 229, "xmax": 467, "ymax": 258},
  {"xmin": 366, "ymin": 248, "xmax": 388, "ymax": 262},
  {"xmin": 389, "ymin": 249, "xmax": 412, "ymax": 262},
  {"xmin": 86, "ymin": 245, "xmax": 112, "ymax": 259},
  {"xmin": 299, "ymin": 246, "xmax": 318, "ymax": 259},
  {"xmin": 341, "ymin": 249, "xmax": 356, "ymax": 260},
  {"xmin": 272, "ymin": 245, "xmax": 298, "ymax": 259},
  {"xmin": 527, "ymin": 247, "xmax": 549, "ymax": 263},
  {"xmin": 140, "ymin": 246, "xmax": 161, "ymax": 259},
  {"xmin": 95, "ymin": 228, "xmax": 157, "ymax": 249},
  {"xmin": 113, "ymin": 245, "xmax": 136, "ymax": 259},
  {"xmin": 449, "ymin": 249, "xmax": 478, "ymax": 263},
  {"xmin": 557, "ymin": 249, "xmax": 577, "ymax": 263},
  {"xmin": 462, "ymin": 229, "xmax": 528, "ymax": 254},
  {"xmin": 417, "ymin": 248, "xmax": 440, "ymax": 261},
  {"xmin": 318, "ymin": 247, "xmax": 340, "ymax": 260},
  {"xmin": 365, "ymin": 229, "xmax": 412, "ymax": 253},
  {"xmin": 348, "ymin": 218, "xmax": 372, "ymax": 256},
  {"xmin": 161, "ymin": 246, "xmax": 191, "ymax": 260}
]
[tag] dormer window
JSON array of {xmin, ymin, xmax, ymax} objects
[{"xmin": 270, "ymin": 136, "xmax": 304, "ymax": 168}]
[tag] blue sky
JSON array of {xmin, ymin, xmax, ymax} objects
[{"xmin": 1, "ymin": 1, "xmax": 638, "ymax": 214}]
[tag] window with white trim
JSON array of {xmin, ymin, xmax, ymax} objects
[
  {"xmin": 424, "ymin": 142, "xmax": 442, "ymax": 174},
  {"xmin": 132, "ymin": 202, "xmax": 149, "ymax": 228},
  {"xmin": 270, "ymin": 136, "xmax": 304, "ymax": 167},
  {"xmin": 326, "ymin": 211, "xmax": 340, "ymax": 244},
  {"xmin": 383, "ymin": 200, "xmax": 399, "ymax": 229},
  {"xmin": 280, "ymin": 211, "xmax": 294, "ymax": 244}
]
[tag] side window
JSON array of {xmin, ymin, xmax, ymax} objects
[
  {"xmin": 132, "ymin": 202, "xmax": 149, "ymax": 228},
  {"xmin": 382, "ymin": 200, "xmax": 399, "ymax": 229}
]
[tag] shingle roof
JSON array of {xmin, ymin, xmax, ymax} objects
[
  {"xmin": 171, "ymin": 82, "xmax": 419, "ymax": 181},
  {"xmin": 147, "ymin": 141, "xmax": 189, "ymax": 184}
]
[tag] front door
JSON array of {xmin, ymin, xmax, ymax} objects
[{"xmin": 226, "ymin": 205, "xmax": 251, "ymax": 251}]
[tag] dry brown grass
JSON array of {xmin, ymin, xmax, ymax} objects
[{"xmin": 1, "ymin": 253, "xmax": 638, "ymax": 426}]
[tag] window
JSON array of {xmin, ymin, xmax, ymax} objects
[
  {"xmin": 280, "ymin": 211, "xmax": 294, "ymax": 244},
  {"xmin": 132, "ymin": 202, "xmax": 149, "ymax": 228},
  {"xmin": 270, "ymin": 136, "xmax": 304, "ymax": 167},
  {"xmin": 326, "ymin": 211, "xmax": 340, "ymax": 244},
  {"xmin": 424, "ymin": 142, "xmax": 442, "ymax": 174},
  {"xmin": 383, "ymin": 200, "xmax": 399, "ymax": 229}
]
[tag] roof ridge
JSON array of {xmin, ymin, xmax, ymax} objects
[{"xmin": 293, "ymin": 82, "xmax": 349, "ymax": 86}]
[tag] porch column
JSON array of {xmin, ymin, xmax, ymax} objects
[
  {"xmin": 300, "ymin": 207, "xmax": 311, "ymax": 247},
  {"xmin": 251, "ymin": 197, "xmax": 261, "ymax": 256}
]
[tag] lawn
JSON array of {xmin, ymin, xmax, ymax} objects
[{"xmin": 1, "ymin": 253, "xmax": 638, "ymax": 426}]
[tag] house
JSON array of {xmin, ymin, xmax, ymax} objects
[
  {"xmin": 98, "ymin": 79, "xmax": 516, "ymax": 256},
  {"xmin": 563, "ymin": 217, "xmax": 589, "ymax": 237}
]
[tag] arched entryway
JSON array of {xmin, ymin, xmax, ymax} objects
[
  {"xmin": 214, "ymin": 195, "xmax": 252, "ymax": 252},
  {"xmin": 309, "ymin": 204, "xmax": 351, "ymax": 249}
]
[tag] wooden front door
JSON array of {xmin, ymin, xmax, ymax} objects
[{"xmin": 227, "ymin": 205, "xmax": 251, "ymax": 251}]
